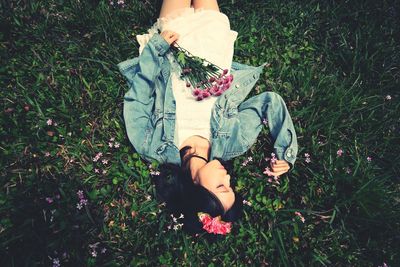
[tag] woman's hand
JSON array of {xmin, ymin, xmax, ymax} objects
[
  {"xmin": 269, "ymin": 159, "xmax": 290, "ymax": 176},
  {"xmin": 160, "ymin": 30, "xmax": 180, "ymax": 46}
]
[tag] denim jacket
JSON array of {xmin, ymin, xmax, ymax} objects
[{"xmin": 117, "ymin": 33, "xmax": 298, "ymax": 168}]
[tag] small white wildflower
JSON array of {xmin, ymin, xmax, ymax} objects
[
  {"xmin": 243, "ymin": 200, "xmax": 252, "ymax": 206},
  {"xmin": 52, "ymin": 258, "xmax": 60, "ymax": 267}
]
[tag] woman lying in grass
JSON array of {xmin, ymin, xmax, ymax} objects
[{"xmin": 117, "ymin": 0, "xmax": 298, "ymax": 236}]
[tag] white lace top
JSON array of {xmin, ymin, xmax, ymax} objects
[{"xmin": 136, "ymin": 7, "xmax": 238, "ymax": 149}]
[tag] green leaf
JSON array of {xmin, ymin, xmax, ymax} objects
[
  {"xmin": 82, "ymin": 164, "xmax": 93, "ymax": 172},
  {"xmin": 177, "ymin": 52, "xmax": 186, "ymax": 65}
]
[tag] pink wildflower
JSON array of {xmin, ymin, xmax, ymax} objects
[
  {"xmin": 198, "ymin": 212, "xmax": 231, "ymax": 235},
  {"xmin": 47, "ymin": 119, "xmax": 53, "ymax": 125},
  {"xmin": 192, "ymin": 88, "xmax": 201, "ymax": 96},
  {"xmin": 262, "ymin": 118, "xmax": 268, "ymax": 125},
  {"xmin": 294, "ymin": 211, "xmax": 305, "ymax": 223},
  {"xmin": 270, "ymin": 153, "xmax": 277, "ymax": 164},
  {"xmin": 367, "ymin": 156, "xmax": 372, "ymax": 162},
  {"xmin": 77, "ymin": 190, "xmax": 84, "ymax": 199},
  {"xmin": 202, "ymin": 91, "xmax": 211, "ymax": 98},
  {"xmin": 304, "ymin": 153, "xmax": 311, "ymax": 163},
  {"xmin": 263, "ymin": 167, "xmax": 277, "ymax": 177},
  {"xmin": 222, "ymin": 83, "xmax": 231, "ymax": 91},
  {"xmin": 92, "ymin": 152, "xmax": 103, "ymax": 162},
  {"xmin": 337, "ymin": 149, "xmax": 343, "ymax": 157},
  {"xmin": 242, "ymin": 156, "xmax": 253, "ymax": 166}
]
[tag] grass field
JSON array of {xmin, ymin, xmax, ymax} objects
[{"xmin": 1, "ymin": 0, "xmax": 399, "ymax": 266}]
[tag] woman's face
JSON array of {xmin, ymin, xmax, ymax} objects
[{"xmin": 195, "ymin": 159, "xmax": 235, "ymax": 211}]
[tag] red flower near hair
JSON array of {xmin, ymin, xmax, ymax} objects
[{"xmin": 197, "ymin": 212, "xmax": 232, "ymax": 235}]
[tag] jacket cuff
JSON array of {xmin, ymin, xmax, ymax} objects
[
  {"xmin": 274, "ymin": 146, "xmax": 297, "ymax": 170},
  {"xmin": 149, "ymin": 33, "xmax": 171, "ymax": 56}
]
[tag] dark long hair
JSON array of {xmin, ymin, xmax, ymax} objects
[{"xmin": 152, "ymin": 145, "xmax": 243, "ymax": 237}]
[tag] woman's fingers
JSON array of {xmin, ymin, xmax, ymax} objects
[
  {"xmin": 271, "ymin": 159, "xmax": 289, "ymax": 166},
  {"xmin": 266, "ymin": 171, "xmax": 287, "ymax": 176},
  {"xmin": 160, "ymin": 30, "xmax": 180, "ymax": 45},
  {"xmin": 270, "ymin": 160, "xmax": 290, "ymax": 173}
]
